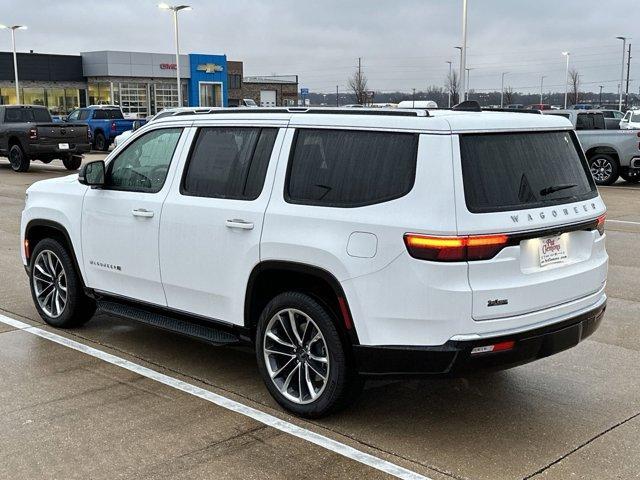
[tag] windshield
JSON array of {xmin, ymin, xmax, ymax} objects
[
  {"xmin": 5, "ymin": 107, "xmax": 52, "ymax": 123},
  {"xmin": 460, "ymin": 131, "xmax": 597, "ymax": 213}
]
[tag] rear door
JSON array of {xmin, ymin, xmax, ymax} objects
[
  {"xmin": 159, "ymin": 121, "xmax": 286, "ymax": 324},
  {"xmin": 453, "ymin": 130, "xmax": 607, "ymax": 320}
]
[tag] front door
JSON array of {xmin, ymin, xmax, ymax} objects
[
  {"xmin": 159, "ymin": 124, "xmax": 284, "ymax": 324},
  {"xmin": 82, "ymin": 127, "xmax": 186, "ymax": 306}
]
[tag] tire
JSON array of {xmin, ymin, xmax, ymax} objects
[
  {"xmin": 62, "ymin": 155, "xmax": 82, "ymax": 171},
  {"xmin": 8, "ymin": 144, "xmax": 30, "ymax": 172},
  {"xmin": 93, "ymin": 132, "xmax": 108, "ymax": 152},
  {"xmin": 29, "ymin": 238, "xmax": 96, "ymax": 328},
  {"xmin": 255, "ymin": 292, "xmax": 361, "ymax": 418},
  {"xmin": 620, "ymin": 170, "xmax": 640, "ymax": 184},
  {"xmin": 589, "ymin": 154, "xmax": 619, "ymax": 186}
]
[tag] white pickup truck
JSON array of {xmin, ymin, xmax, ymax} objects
[{"xmin": 543, "ymin": 109, "xmax": 640, "ymax": 185}]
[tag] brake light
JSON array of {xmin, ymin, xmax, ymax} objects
[
  {"xmin": 28, "ymin": 128, "xmax": 37, "ymax": 140},
  {"xmin": 404, "ymin": 233, "xmax": 510, "ymax": 262},
  {"xmin": 111, "ymin": 121, "xmax": 117, "ymax": 132},
  {"xmin": 596, "ymin": 213, "xmax": 606, "ymax": 235}
]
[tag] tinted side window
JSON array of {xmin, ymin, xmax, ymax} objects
[
  {"xmin": 78, "ymin": 110, "xmax": 91, "ymax": 121},
  {"xmin": 5, "ymin": 109, "xmax": 22, "ymax": 122},
  {"xmin": 93, "ymin": 109, "xmax": 124, "ymax": 120},
  {"xmin": 286, "ymin": 129, "xmax": 418, "ymax": 207},
  {"xmin": 182, "ymin": 127, "xmax": 278, "ymax": 200},
  {"xmin": 106, "ymin": 128, "xmax": 183, "ymax": 193}
]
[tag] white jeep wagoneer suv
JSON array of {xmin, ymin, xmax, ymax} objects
[{"xmin": 21, "ymin": 106, "xmax": 608, "ymax": 417}]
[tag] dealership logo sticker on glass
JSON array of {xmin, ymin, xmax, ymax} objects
[{"xmin": 196, "ymin": 63, "xmax": 224, "ymax": 73}]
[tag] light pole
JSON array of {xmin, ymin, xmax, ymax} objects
[
  {"xmin": 455, "ymin": 46, "xmax": 463, "ymax": 102},
  {"xmin": 459, "ymin": 0, "xmax": 468, "ymax": 101},
  {"xmin": 465, "ymin": 68, "xmax": 472, "ymax": 100},
  {"xmin": 0, "ymin": 24, "xmax": 27, "ymax": 104},
  {"xmin": 562, "ymin": 51, "xmax": 570, "ymax": 109},
  {"xmin": 540, "ymin": 75, "xmax": 546, "ymax": 105},
  {"xmin": 616, "ymin": 36, "xmax": 628, "ymax": 111},
  {"xmin": 446, "ymin": 61, "xmax": 452, "ymax": 107},
  {"xmin": 159, "ymin": 3, "xmax": 192, "ymax": 107},
  {"xmin": 500, "ymin": 72, "xmax": 508, "ymax": 107}
]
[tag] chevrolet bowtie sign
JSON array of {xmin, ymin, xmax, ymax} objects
[{"xmin": 196, "ymin": 63, "xmax": 224, "ymax": 73}]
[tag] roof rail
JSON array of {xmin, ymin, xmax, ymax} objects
[
  {"xmin": 172, "ymin": 107, "xmax": 429, "ymax": 117},
  {"xmin": 481, "ymin": 108, "xmax": 542, "ymax": 114}
]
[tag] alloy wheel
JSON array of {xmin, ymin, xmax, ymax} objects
[
  {"xmin": 32, "ymin": 250, "xmax": 68, "ymax": 318},
  {"xmin": 590, "ymin": 158, "xmax": 613, "ymax": 183},
  {"xmin": 263, "ymin": 308, "xmax": 330, "ymax": 404}
]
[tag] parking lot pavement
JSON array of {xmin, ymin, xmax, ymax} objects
[{"xmin": 1, "ymin": 157, "xmax": 639, "ymax": 479}]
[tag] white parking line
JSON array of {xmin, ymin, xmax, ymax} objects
[
  {"xmin": 0, "ymin": 313, "xmax": 428, "ymax": 480},
  {"xmin": 607, "ymin": 219, "xmax": 640, "ymax": 226}
]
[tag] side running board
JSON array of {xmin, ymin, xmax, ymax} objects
[{"xmin": 97, "ymin": 300, "xmax": 240, "ymax": 346}]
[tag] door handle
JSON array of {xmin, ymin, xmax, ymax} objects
[
  {"xmin": 132, "ymin": 208, "xmax": 154, "ymax": 218},
  {"xmin": 225, "ymin": 219, "xmax": 254, "ymax": 230}
]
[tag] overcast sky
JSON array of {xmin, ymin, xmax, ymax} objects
[{"xmin": 2, "ymin": 0, "xmax": 639, "ymax": 94}]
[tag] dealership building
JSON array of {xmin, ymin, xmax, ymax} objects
[{"xmin": 0, "ymin": 50, "xmax": 298, "ymax": 116}]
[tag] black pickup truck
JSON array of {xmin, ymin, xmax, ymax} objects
[{"xmin": 0, "ymin": 105, "xmax": 91, "ymax": 172}]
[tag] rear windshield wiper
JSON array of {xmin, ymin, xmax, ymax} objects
[{"xmin": 539, "ymin": 183, "xmax": 577, "ymax": 196}]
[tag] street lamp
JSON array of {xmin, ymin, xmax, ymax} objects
[
  {"xmin": 446, "ymin": 60, "xmax": 452, "ymax": 107},
  {"xmin": 616, "ymin": 36, "xmax": 628, "ymax": 111},
  {"xmin": 455, "ymin": 46, "xmax": 463, "ymax": 102},
  {"xmin": 0, "ymin": 24, "xmax": 27, "ymax": 104},
  {"xmin": 562, "ymin": 51, "xmax": 570, "ymax": 109},
  {"xmin": 459, "ymin": 0, "xmax": 468, "ymax": 101},
  {"xmin": 158, "ymin": 3, "xmax": 192, "ymax": 107},
  {"xmin": 540, "ymin": 75, "xmax": 546, "ymax": 105},
  {"xmin": 500, "ymin": 72, "xmax": 508, "ymax": 107},
  {"xmin": 465, "ymin": 68, "xmax": 473, "ymax": 100},
  {"xmin": 599, "ymin": 85, "xmax": 604, "ymax": 105}
]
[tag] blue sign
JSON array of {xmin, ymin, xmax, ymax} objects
[{"xmin": 300, "ymin": 88, "xmax": 309, "ymax": 95}]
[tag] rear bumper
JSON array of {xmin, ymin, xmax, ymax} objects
[
  {"xmin": 353, "ymin": 301, "xmax": 606, "ymax": 376},
  {"xmin": 27, "ymin": 143, "xmax": 91, "ymax": 157}
]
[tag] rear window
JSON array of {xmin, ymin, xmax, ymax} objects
[
  {"xmin": 93, "ymin": 109, "xmax": 124, "ymax": 120},
  {"xmin": 5, "ymin": 107, "xmax": 52, "ymax": 123},
  {"xmin": 460, "ymin": 131, "xmax": 597, "ymax": 213},
  {"xmin": 576, "ymin": 113, "xmax": 605, "ymax": 130},
  {"xmin": 286, "ymin": 129, "xmax": 418, "ymax": 207}
]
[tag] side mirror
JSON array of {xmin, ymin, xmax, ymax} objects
[
  {"xmin": 79, "ymin": 160, "xmax": 105, "ymax": 187},
  {"xmin": 132, "ymin": 120, "xmax": 141, "ymax": 131}
]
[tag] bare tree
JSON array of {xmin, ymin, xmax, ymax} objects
[
  {"xmin": 446, "ymin": 70, "xmax": 460, "ymax": 105},
  {"xmin": 348, "ymin": 66, "xmax": 368, "ymax": 105},
  {"xmin": 504, "ymin": 86, "xmax": 514, "ymax": 105},
  {"xmin": 568, "ymin": 69, "xmax": 580, "ymax": 105}
]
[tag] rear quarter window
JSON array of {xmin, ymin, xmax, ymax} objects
[
  {"xmin": 460, "ymin": 131, "xmax": 597, "ymax": 213},
  {"xmin": 286, "ymin": 129, "xmax": 418, "ymax": 207}
]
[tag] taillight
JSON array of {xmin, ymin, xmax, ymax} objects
[
  {"xmin": 111, "ymin": 121, "xmax": 117, "ymax": 132},
  {"xmin": 29, "ymin": 128, "xmax": 37, "ymax": 140},
  {"xmin": 470, "ymin": 340, "xmax": 515, "ymax": 355},
  {"xmin": 596, "ymin": 213, "xmax": 606, "ymax": 235},
  {"xmin": 404, "ymin": 233, "xmax": 510, "ymax": 262}
]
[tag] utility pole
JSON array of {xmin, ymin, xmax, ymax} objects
[
  {"xmin": 336, "ymin": 85, "xmax": 339, "ymax": 107},
  {"xmin": 625, "ymin": 43, "xmax": 632, "ymax": 109},
  {"xmin": 562, "ymin": 51, "xmax": 570, "ymax": 109},
  {"xmin": 540, "ymin": 75, "xmax": 546, "ymax": 105},
  {"xmin": 599, "ymin": 85, "xmax": 603, "ymax": 105},
  {"xmin": 616, "ymin": 36, "xmax": 627, "ymax": 111},
  {"xmin": 358, "ymin": 57, "xmax": 362, "ymax": 105},
  {"xmin": 459, "ymin": 0, "xmax": 468, "ymax": 101},
  {"xmin": 465, "ymin": 68, "xmax": 472, "ymax": 100},
  {"xmin": 412, "ymin": 88, "xmax": 416, "ymax": 108}
]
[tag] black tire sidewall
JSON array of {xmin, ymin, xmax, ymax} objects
[
  {"xmin": 9, "ymin": 145, "xmax": 29, "ymax": 172},
  {"xmin": 29, "ymin": 238, "xmax": 94, "ymax": 328},
  {"xmin": 63, "ymin": 156, "xmax": 82, "ymax": 170},
  {"xmin": 255, "ymin": 292, "xmax": 351, "ymax": 418},
  {"xmin": 590, "ymin": 154, "xmax": 619, "ymax": 186},
  {"xmin": 94, "ymin": 132, "xmax": 108, "ymax": 152}
]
